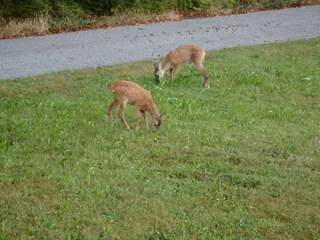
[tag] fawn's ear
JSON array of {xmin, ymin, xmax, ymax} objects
[
  {"xmin": 159, "ymin": 112, "xmax": 166, "ymax": 119},
  {"xmin": 154, "ymin": 63, "xmax": 159, "ymax": 69}
]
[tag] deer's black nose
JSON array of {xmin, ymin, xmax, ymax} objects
[{"xmin": 155, "ymin": 75, "xmax": 160, "ymax": 83}]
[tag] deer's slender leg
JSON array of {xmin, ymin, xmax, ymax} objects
[
  {"xmin": 171, "ymin": 64, "xmax": 181, "ymax": 80},
  {"xmin": 108, "ymin": 99, "xmax": 119, "ymax": 122},
  {"xmin": 119, "ymin": 103, "xmax": 130, "ymax": 129},
  {"xmin": 134, "ymin": 107, "xmax": 141, "ymax": 130},
  {"xmin": 141, "ymin": 110, "xmax": 148, "ymax": 129},
  {"xmin": 193, "ymin": 62, "xmax": 210, "ymax": 88}
]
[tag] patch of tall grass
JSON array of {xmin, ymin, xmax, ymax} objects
[{"xmin": 0, "ymin": 16, "xmax": 49, "ymax": 38}]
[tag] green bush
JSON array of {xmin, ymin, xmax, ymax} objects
[
  {"xmin": 77, "ymin": 0, "xmax": 114, "ymax": 15},
  {"xmin": 0, "ymin": 0, "xmax": 51, "ymax": 19},
  {"xmin": 177, "ymin": 0, "xmax": 211, "ymax": 10},
  {"xmin": 50, "ymin": 1, "xmax": 85, "ymax": 18}
]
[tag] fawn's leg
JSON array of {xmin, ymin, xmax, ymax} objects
[
  {"xmin": 194, "ymin": 62, "xmax": 210, "ymax": 88},
  {"xmin": 119, "ymin": 103, "xmax": 130, "ymax": 129},
  {"xmin": 141, "ymin": 111, "xmax": 149, "ymax": 130},
  {"xmin": 108, "ymin": 99, "xmax": 119, "ymax": 122},
  {"xmin": 171, "ymin": 64, "xmax": 181, "ymax": 80},
  {"xmin": 134, "ymin": 107, "xmax": 141, "ymax": 130}
]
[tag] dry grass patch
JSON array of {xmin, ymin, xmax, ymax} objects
[
  {"xmin": 0, "ymin": 16, "xmax": 49, "ymax": 38},
  {"xmin": 93, "ymin": 10, "xmax": 183, "ymax": 29}
]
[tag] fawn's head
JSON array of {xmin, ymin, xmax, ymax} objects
[
  {"xmin": 152, "ymin": 112, "xmax": 165, "ymax": 132},
  {"xmin": 154, "ymin": 63, "xmax": 165, "ymax": 82}
]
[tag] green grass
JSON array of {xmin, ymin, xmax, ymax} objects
[{"xmin": 1, "ymin": 38, "xmax": 320, "ymax": 240}]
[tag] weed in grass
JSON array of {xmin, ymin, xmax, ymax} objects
[{"xmin": 0, "ymin": 39, "xmax": 320, "ymax": 239}]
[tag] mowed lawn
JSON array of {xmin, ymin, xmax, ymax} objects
[{"xmin": 0, "ymin": 38, "xmax": 319, "ymax": 240}]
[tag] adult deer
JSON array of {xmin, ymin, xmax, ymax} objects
[
  {"xmin": 154, "ymin": 45, "xmax": 210, "ymax": 88},
  {"xmin": 108, "ymin": 80, "xmax": 164, "ymax": 131}
]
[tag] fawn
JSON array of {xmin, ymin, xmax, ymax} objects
[
  {"xmin": 154, "ymin": 45, "xmax": 210, "ymax": 88},
  {"xmin": 108, "ymin": 80, "xmax": 164, "ymax": 131}
]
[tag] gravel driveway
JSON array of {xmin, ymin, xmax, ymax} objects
[{"xmin": 0, "ymin": 6, "xmax": 319, "ymax": 80}]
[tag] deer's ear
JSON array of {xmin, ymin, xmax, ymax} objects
[
  {"xmin": 154, "ymin": 63, "xmax": 159, "ymax": 68},
  {"xmin": 159, "ymin": 112, "xmax": 166, "ymax": 119}
]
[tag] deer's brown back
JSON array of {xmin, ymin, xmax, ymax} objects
[
  {"xmin": 110, "ymin": 80, "xmax": 152, "ymax": 105},
  {"xmin": 167, "ymin": 45, "xmax": 205, "ymax": 65}
]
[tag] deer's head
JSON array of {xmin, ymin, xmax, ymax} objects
[
  {"xmin": 152, "ymin": 112, "xmax": 165, "ymax": 132},
  {"xmin": 154, "ymin": 63, "xmax": 164, "ymax": 83}
]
